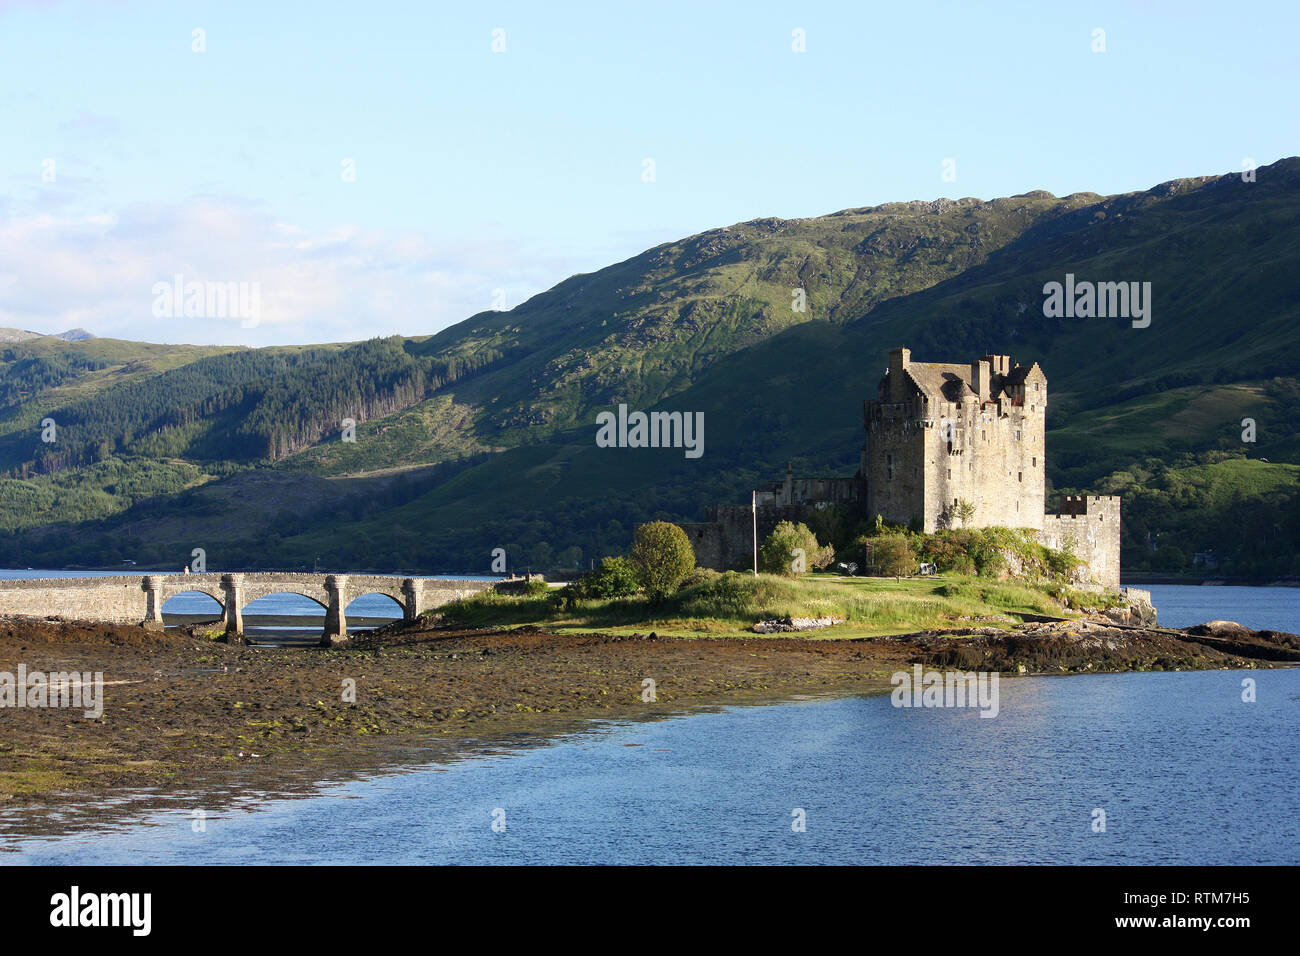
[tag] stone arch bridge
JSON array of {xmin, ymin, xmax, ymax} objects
[{"xmin": 0, "ymin": 573, "xmax": 502, "ymax": 645}]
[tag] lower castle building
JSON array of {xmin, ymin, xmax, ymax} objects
[{"xmin": 683, "ymin": 347, "xmax": 1121, "ymax": 589}]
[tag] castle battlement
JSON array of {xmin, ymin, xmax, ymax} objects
[{"xmin": 1052, "ymin": 495, "xmax": 1121, "ymax": 518}]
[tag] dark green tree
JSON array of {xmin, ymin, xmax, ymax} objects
[{"xmin": 629, "ymin": 521, "xmax": 695, "ymax": 599}]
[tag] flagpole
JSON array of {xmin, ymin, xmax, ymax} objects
[{"xmin": 752, "ymin": 490, "xmax": 758, "ymax": 575}]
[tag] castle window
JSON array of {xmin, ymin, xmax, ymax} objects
[
  {"xmin": 887, "ymin": 454, "xmax": 894, "ymax": 481},
  {"xmin": 1033, "ymin": 457, "xmax": 1037, "ymax": 467},
  {"xmin": 1014, "ymin": 429, "xmax": 1021, "ymax": 441},
  {"xmin": 947, "ymin": 468, "xmax": 951, "ymax": 479},
  {"xmin": 1018, "ymin": 472, "xmax": 1022, "ymax": 482}
]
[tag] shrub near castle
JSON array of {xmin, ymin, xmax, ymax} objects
[
  {"xmin": 758, "ymin": 521, "xmax": 835, "ymax": 577},
  {"xmin": 574, "ymin": 556, "xmax": 640, "ymax": 599},
  {"xmin": 860, "ymin": 534, "xmax": 918, "ymax": 578},
  {"xmin": 555, "ymin": 555, "xmax": 642, "ymax": 611},
  {"xmin": 856, "ymin": 524, "xmax": 1080, "ymax": 582},
  {"xmin": 629, "ymin": 521, "xmax": 696, "ymax": 600}
]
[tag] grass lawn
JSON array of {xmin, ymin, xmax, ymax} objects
[{"xmin": 435, "ymin": 571, "xmax": 1107, "ymax": 640}]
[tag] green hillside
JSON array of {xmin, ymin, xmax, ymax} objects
[
  {"xmin": 0, "ymin": 336, "xmax": 238, "ymax": 436},
  {"xmin": 400, "ymin": 190, "xmax": 1098, "ymax": 449},
  {"xmin": 2, "ymin": 159, "xmax": 1299, "ymax": 577}
]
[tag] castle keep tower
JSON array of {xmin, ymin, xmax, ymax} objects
[
  {"xmin": 863, "ymin": 347, "xmax": 1047, "ymax": 533},
  {"xmin": 687, "ymin": 346, "xmax": 1120, "ymax": 589}
]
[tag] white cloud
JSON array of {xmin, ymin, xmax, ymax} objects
[{"xmin": 0, "ymin": 199, "xmax": 584, "ymax": 345}]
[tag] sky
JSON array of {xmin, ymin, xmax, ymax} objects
[{"xmin": 1, "ymin": 0, "xmax": 1296, "ymax": 346}]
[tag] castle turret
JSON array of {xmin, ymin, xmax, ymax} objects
[{"xmin": 885, "ymin": 347, "xmax": 912, "ymax": 401}]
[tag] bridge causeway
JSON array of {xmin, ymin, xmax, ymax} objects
[{"xmin": 0, "ymin": 573, "xmax": 500, "ymax": 645}]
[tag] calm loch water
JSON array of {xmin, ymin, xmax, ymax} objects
[{"xmin": 1142, "ymin": 583, "xmax": 1300, "ymax": 632}]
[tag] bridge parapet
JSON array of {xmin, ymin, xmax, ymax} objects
[
  {"xmin": 0, "ymin": 575, "xmax": 149, "ymax": 625},
  {"xmin": 0, "ymin": 573, "xmax": 501, "ymax": 643}
]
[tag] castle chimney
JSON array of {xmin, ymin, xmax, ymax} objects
[
  {"xmin": 970, "ymin": 358, "xmax": 991, "ymax": 400},
  {"xmin": 982, "ymin": 354, "xmax": 1010, "ymax": 377}
]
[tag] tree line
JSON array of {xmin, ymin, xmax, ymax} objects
[{"xmin": 0, "ymin": 337, "xmax": 515, "ymax": 477}]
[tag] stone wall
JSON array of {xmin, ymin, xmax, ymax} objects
[
  {"xmin": 921, "ymin": 394, "xmax": 1046, "ymax": 532},
  {"xmin": 682, "ymin": 503, "xmax": 831, "ymax": 572},
  {"xmin": 679, "ymin": 521, "xmax": 725, "ymax": 570},
  {"xmin": 0, "ymin": 576, "xmax": 146, "ymax": 623},
  {"xmin": 1040, "ymin": 496, "xmax": 1122, "ymax": 590},
  {"xmin": 755, "ymin": 475, "xmax": 864, "ymax": 507}
]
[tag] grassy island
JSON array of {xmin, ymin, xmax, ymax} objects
[{"xmin": 436, "ymin": 570, "xmax": 1122, "ymax": 640}]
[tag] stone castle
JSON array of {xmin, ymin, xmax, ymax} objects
[{"xmin": 683, "ymin": 347, "xmax": 1121, "ymax": 588}]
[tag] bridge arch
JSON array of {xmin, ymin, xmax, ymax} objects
[
  {"xmin": 159, "ymin": 589, "xmax": 225, "ymax": 620},
  {"xmin": 233, "ymin": 591, "xmax": 330, "ymax": 644},
  {"xmin": 238, "ymin": 591, "xmax": 328, "ymax": 614},
  {"xmin": 157, "ymin": 584, "xmax": 224, "ymax": 606},
  {"xmin": 344, "ymin": 590, "xmax": 405, "ymax": 612},
  {"xmin": 344, "ymin": 591, "xmax": 406, "ymax": 633}
]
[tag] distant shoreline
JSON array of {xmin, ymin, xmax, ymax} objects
[
  {"xmin": 0, "ymin": 567, "xmax": 507, "ymax": 581},
  {"xmin": 8, "ymin": 567, "xmax": 1299, "ymax": 588},
  {"xmin": 1124, "ymin": 575, "xmax": 1300, "ymax": 588}
]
